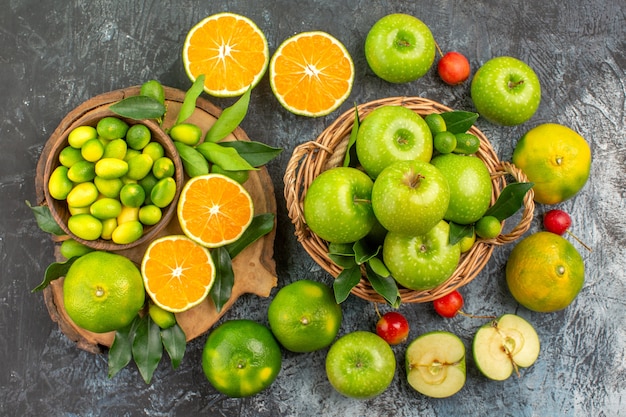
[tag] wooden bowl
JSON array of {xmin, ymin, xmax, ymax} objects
[
  {"xmin": 42, "ymin": 106, "xmax": 184, "ymax": 251},
  {"xmin": 284, "ymin": 96, "xmax": 535, "ymax": 304}
]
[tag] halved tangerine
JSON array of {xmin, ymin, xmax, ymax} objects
[
  {"xmin": 269, "ymin": 31, "xmax": 354, "ymax": 117},
  {"xmin": 182, "ymin": 12, "xmax": 269, "ymax": 97},
  {"xmin": 177, "ymin": 173, "xmax": 254, "ymax": 248},
  {"xmin": 141, "ymin": 235, "xmax": 215, "ymax": 313}
]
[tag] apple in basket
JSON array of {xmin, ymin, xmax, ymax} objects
[
  {"xmin": 303, "ymin": 166, "xmax": 376, "ymax": 244},
  {"xmin": 383, "ymin": 220, "xmax": 461, "ymax": 291},
  {"xmin": 355, "ymin": 105, "xmax": 433, "ymax": 179},
  {"xmin": 371, "ymin": 159, "xmax": 449, "ymax": 237}
]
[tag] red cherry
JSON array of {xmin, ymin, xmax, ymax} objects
[
  {"xmin": 543, "ymin": 209, "xmax": 592, "ymax": 251},
  {"xmin": 437, "ymin": 51, "xmax": 471, "ymax": 85},
  {"xmin": 376, "ymin": 311, "xmax": 409, "ymax": 345},
  {"xmin": 543, "ymin": 209, "xmax": 571, "ymax": 235},
  {"xmin": 433, "ymin": 290, "xmax": 464, "ymax": 318},
  {"xmin": 433, "ymin": 291, "xmax": 496, "ymax": 319}
]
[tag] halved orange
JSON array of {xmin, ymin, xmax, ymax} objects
[
  {"xmin": 177, "ymin": 174, "xmax": 254, "ymax": 248},
  {"xmin": 269, "ymin": 31, "xmax": 354, "ymax": 117},
  {"xmin": 141, "ymin": 235, "xmax": 215, "ymax": 313},
  {"xmin": 183, "ymin": 12, "xmax": 269, "ymax": 97}
]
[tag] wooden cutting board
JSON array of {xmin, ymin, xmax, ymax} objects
[{"xmin": 35, "ymin": 86, "xmax": 278, "ymax": 354}]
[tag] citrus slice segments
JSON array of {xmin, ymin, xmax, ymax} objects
[
  {"xmin": 183, "ymin": 12, "xmax": 269, "ymax": 97},
  {"xmin": 141, "ymin": 235, "xmax": 215, "ymax": 313},
  {"xmin": 177, "ymin": 173, "xmax": 254, "ymax": 248},
  {"xmin": 269, "ymin": 31, "xmax": 355, "ymax": 117}
]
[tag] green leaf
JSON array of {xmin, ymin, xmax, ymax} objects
[
  {"xmin": 175, "ymin": 75, "xmax": 206, "ymax": 126},
  {"xmin": 353, "ymin": 239, "xmax": 380, "ymax": 265},
  {"xmin": 205, "ymin": 87, "xmax": 251, "ymax": 143},
  {"xmin": 449, "ymin": 222, "xmax": 475, "ymax": 246},
  {"xmin": 484, "ymin": 182, "xmax": 534, "ymax": 221},
  {"xmin": 343, "ymin": 104, "xmax": 360, "ymax": 167},
  {"xmin": 333, "ymin": 266, "xmax": 362, "ymax": 304},
  {"xmin": 32, "ymin": 256, "xmax": 78, "ymax": 292},
  {"xmin": 174, "ymin": 141, "xmax": 209, "ymax": 177},
  {"xmin": 195, "ymin": 142, "xmax": 257, "ymax": 171},
  {"xmin": 132, "ymin": 315, "xmax": 163, "ymax": 384},
  {"xmin": 108, "ymin": 316, "xmax": 140, "ymax": 379},
  {"xmin": 109, "ymin": 95, "xmax": 166, "ymax": 120},
  {"xmin": 328, "ymin": 242, "xmax": 357, "ymax": 268},
  {"xmin": 440, "ymin": 111, "xmax": 479, "ymax": 134},
  {"xmin": 328, "ymin": 254, "xmax": 358, "ymax": 269},
  {"xmin": 161, "ymin": 324, "xmax": 186, "ymax": 370},
  {"xmin": 210, "ymin": 246, "xmax": 235, "ymax": 313},
  {"xmin": 328, "ymin": 242, "xmax": 354, "ymax": 256},
  {"xmin": 365, "ymin": 263, "xmax": 401, "ymax": 308},
  {"xmin": 218, "ymin": 141, "xmax": 283, "ymax": 167},
  {"xmin": 225, "ymin": 213, "xmax": 275, "ymax": 259},
  {"xmin": 367, "ymin": 257, "xmax": 390, "ymax": 278},
  {"xmin": 26, "ymin": 201, "xmax": 65, "ymax": 236}
]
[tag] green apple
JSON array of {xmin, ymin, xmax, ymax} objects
[
  {"xmin": 470, "ymin": 56, "xmax": 541, "ymax": 126},
  {"xmin": 430, "ymin": 153, "xmax": 492, "ymax": 225},
  {"xmin": 372, "ymin": 160, "xmax": 449, "ymax": 236},
  {"xmin": 383, "ymin": 220, "xmax": 461, "ymax": 290},
  {"xmin": 303, "ymin": 167, "xmax": 375, "ymax": 244},
  {"xmin": 405, "ymin": 331, "xmax": 466, "ymax": 398},
  {"xmin": 473, "ymin": 314, "xmax": 541, "ymax": 381},
  {"xmin": 364, "ymin": 13, "xmax": 436, "ymax": 84},
  {"xmin": 356, "ymin": 105, "xmax": 433, "ymax": 178},
  {"xmin": 325, "ymin": 331, "xmax": 396, "ymax": 399}
]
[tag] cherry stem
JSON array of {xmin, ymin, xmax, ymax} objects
[
  {"xmin": 458, "ymin": 310, "xmax": 496, "ymax": 320},
  {"xmin": 374, "ymin": 302, "xmax": 382, "ymax": 319},
  {"xmin": 434, "ymin": 40, "xmax": 444, "ymax": 58},
  {"xmin": 567, "ymin": 230, "xmax": 593, "ymax": 252}
]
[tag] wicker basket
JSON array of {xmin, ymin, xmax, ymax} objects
[{"xmin": 284, "ymin": 97, "xmax": 535, "ymax": 304}]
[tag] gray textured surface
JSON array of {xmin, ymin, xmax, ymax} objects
[{"xmin": 1, "ymin": 0, "xmax": 625, "ymax": 416}]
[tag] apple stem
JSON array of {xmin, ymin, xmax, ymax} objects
[
  {"xmin": 566, "ymin": 230, "xmax": 593, "ymax": 252},
  {"xmin": 508, "ymin": 79, "xmax": 525, "ymax": 89}
]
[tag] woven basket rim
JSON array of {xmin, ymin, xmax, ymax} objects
[{"xmin": 284, "ymin": 96, "xmax": 535, "ymax": 304}]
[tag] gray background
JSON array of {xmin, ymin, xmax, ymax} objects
[{"xmin": 1, "ymin": 0, "xmax": 624, "ymax": 416}]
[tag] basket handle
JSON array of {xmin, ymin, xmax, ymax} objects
[{"xmin": 487, "ymin": 161, "xmax": 535, "ymax": 246}]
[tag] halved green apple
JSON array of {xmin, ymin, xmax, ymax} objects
[
  {"xmin": 472, "ymin": 314, "xmax": 541, "ymax": 381},
  {"xmin": 405, "ymin": 331, "xmax": 466, "ymax": 398}
]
